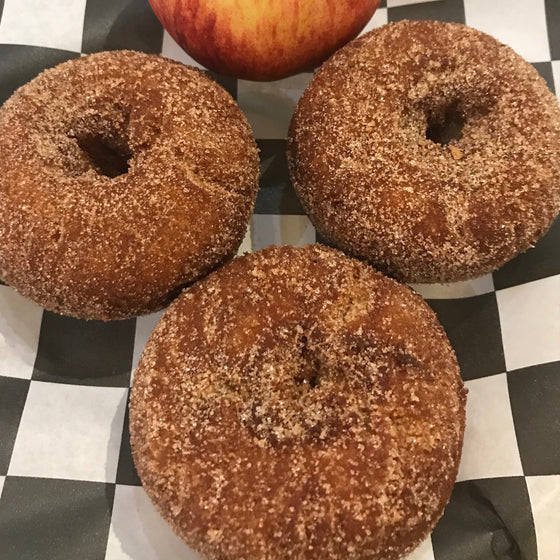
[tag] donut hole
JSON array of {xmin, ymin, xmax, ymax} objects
[
  {"xmin": 51, "ymin": 228, "xmax": 62, "ymax": 243},
  {"xmin": 294, "ymin": 372, "xmax": 321, "ymax": 390},
  {"xmin": 294, "ymin": 334, "xmax": 322, "ymax": 391},
  {"xmin": 425, "ymin": 102, "xmax": 465, "ymax": 145},
  {"xmin": 76, "ymin": 132, "xmax": 132, "ymax": 178}
]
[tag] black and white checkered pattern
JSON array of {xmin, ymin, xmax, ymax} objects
[{"xmin": 0, "ymin": 0, "xmax": 559, "ymax": 559}]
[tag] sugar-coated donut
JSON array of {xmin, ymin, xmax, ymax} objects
[
  {"xmin": 130, "ymin": 244, "xmax": 466, "ymax": 560},
  {"xmin": 288, "ymin": 20, "xmax": 560, "ymax": 283},
  {"xmin": 0, "ymin": 51, "xmax": 259, "ymax": 320}
]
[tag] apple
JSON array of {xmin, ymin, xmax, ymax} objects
[{"xmin": 149, "ymin": 0, "xmax": 381, "ymax": 81}]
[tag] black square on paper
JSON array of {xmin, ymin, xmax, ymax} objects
[
  {"xmin": 116, "ymin": 392, "xmax": 142, "ymax": 486},
  {"xmin": 432, "ymin": 477, "xmax": 537, "ymax": 560},
  {"xmin": 532, "ymin": 62, "xmax": 555, "ymax": 95},
  {"xmin": 0, "ymin": 477, "xmax": 114, "ymax": 560},
  {"xmin": 508, "ymin": 361, "xmax": 560, "ymax": 476},
  {"xmin": 493, "ymin": 215, "xmax": 560, "ymax": 291},
  {"xmin": 427, "ymin": 293, "xmax": 506, "ymax": 381},
  {"xmin": 82, "ymin": 0, "xmax": 164, "ymax": 54},
  {"xmin": 0, "ymin": 1, "xmax": 4, "ymax": 25},
  {"xmin": 207, "ymin": 71, "xmax": 238, "ymax": 100},
  {"xmin": 0, "ymin": 377, "xmax": 29, "ymax": 476},
  {"xmin": 0, "ymin": 45, "xmax": 79, "ymax": 105},
  {"xmin": 254, "ymin": 140, "xmax": 305, "ymax": 215},
  {"xmin": 32, "ymin": 312, "xmax": 136, "ymax": 387},
  {"xmin": 388, "ymin": 0, "xmax": 466, "ymax": 24},
  {"xmin": 545, "ymin": 0, "xmax": 560, "ymax": 60}
]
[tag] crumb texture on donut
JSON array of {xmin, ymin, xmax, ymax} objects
[
  {"xmin": 288, "ymin": 20, "xmax": 560, "ymax": 283},
  {"xmin": 130, "ymin": 244, "xmax": 466, "ymax": 560},
  {"xmin": 0, "ymin": 50, "xmax": 259, "ymax": 319}
]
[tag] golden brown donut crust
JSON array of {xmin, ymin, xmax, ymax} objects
[
  {"xmin": 130, "ymin": 244, "xmax": 466, "ymax": 560},
  {"xmin": 288, "ymin": 20, "xmax": 560, "ymax": 283},
  {"xmin": 0, "ymin": 50, "xmax": 259, "ymax": 319}
]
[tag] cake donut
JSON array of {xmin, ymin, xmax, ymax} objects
[
  {"xmin": 288, "ymin": 20, "xmax": 560, "ymax": 283},
  {"xmin": 130, "ymin": 244, "xmax": 467, "ymax": 560},
  {"xmin": 0, "ymin": 50, "xmax": 259, "ymax": 320}
]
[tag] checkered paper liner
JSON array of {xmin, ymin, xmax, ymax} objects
[{"xmin": 0, "ymin": 0, "xmax": 559, "ymax": 559}]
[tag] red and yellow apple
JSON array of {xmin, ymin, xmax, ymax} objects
[{"xmin": 149, "ymin": 0, "xmax": 381, "ymax": 81}]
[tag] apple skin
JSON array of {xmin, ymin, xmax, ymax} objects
[{"xmin": 149, "ymin": 0, "xmax": 381, "ymax": 81}]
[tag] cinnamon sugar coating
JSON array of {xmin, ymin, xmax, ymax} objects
[
  {"xmin": 288, "ymin": 20, "xmax": 560, "ymax": 283},
  {"xmin": 130, "ymin": 244, "xmax": 466, "ymax": 560},
  {"xmin": 0, "ymin": 50, "xmax": 259, "ymax": 319}
]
